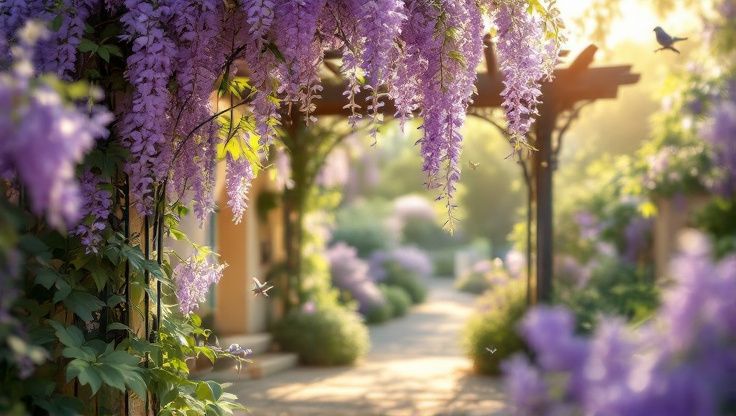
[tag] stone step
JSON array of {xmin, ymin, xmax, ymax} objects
[
  {"xmin": 203, "ymin": 352, "xmax": 299, "ymax": 382},
  {"xmin": 218, "ymin": 332, "xmax": 272, "ymax": 355}
]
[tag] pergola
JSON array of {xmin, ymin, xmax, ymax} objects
[{"xmin": 308, "ymin": 38, "xmax": 640, "ymax": 303}]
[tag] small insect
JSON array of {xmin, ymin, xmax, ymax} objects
[
  {"xmin": 251, "ymin": 277, "xmax": 274, "ymax": 298},
  {"xmin": 486, "ymin": 347, "xmax": 497, "ymax": 354},
  {"xmin": 469, "ymin": 161, "xmax": 480, "ymax": 170}
]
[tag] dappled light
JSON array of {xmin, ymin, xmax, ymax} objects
[{"xmin": 1, "ymin": 1, "xmax": 734, "ymax": 415}]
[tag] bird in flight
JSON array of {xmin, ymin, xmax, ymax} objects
[
  {"xmin": 486, "ymin": 347, "xmax": 497, "ymax": 354},
  {"xmin": 251, "ymin": 277, "xmax": 274, "ymax": 297},
  {"xmin": 653, "ymin": 26, "xmax": 688, "ymax": 54}
]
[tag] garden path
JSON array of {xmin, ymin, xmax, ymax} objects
[{"xmin": 232, "ymin": 277, "xmax": 507, "ymax": 416}]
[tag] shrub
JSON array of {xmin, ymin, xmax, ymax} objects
[
  {"xmin": 382, "ymin": 261, "xmax": 427, "ymax": 304},
  {"xmin": 463, "ymin": 279, "xmax": 527, "ymax": 375},
  {"xmin": 455, "ymin": 270, "xmax": 490, "ymax": 294},
  {"xmin": 332, "ymin": 200, "xmax": 395, "ymax": 257},
  {"xmin": 368, "ymin": 245, "xmax": 434, "ymax": 281},
  {"xmin": 364, "ymin": 301, "xmax": 393, "ymax": 324},
  {"xmin": 554, "ymin": 258, "xmax": 659, "ymax": 333},
  {"xmin": 431, "ymin": 248, "xmax": 456, "ymax": 278},
  {"xmin": 455, "ymin": 259, "xmax": 512, "ymax": 294},
  {"xmin": 381, "ymin": 285, "xmax": 412, "ymax": 317},
  {"xmin": 273, "ymin": 306, "xmax": 370, "ymax": 366},
  {"xmin": 327, "ymin": 242, "xmax": 385, "ymax": 314}
]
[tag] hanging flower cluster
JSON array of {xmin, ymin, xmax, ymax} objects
[
  {"xmin": 0, "ymin": 21, "xmax": 111, "ymax": 229},
  {"xmin": 1, "ymin": 1, "xmax": 562, "ymax": 315},
  {"xmin": 493, "ymin": 0, "xmax": 560, "ymax": 148},
  {"xmin": 3, "ymin": 0, "xmax": 561, "ymax": 226},
  {"xmin": 173, "ymin": 256, "xmax": 226, "ymax": 314},
  {"xmin": 503, "ymin": 231, "xmax": 736, "ymax": 416}
]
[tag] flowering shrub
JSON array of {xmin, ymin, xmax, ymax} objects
[
  {"xmin": 463, "ymin": 277, "xmax": 527, "ymax": 375},
  {"xmin": 503, "ymin": 232, "xmax": 736, "ymax": 416},
  {"xmin": 327, "ymin": 242, "xmax": 386, "ymax": 315},
  {"xmin": 368, "ymin": 245, "xmax": 434, "ymax": 282},
  {"xmin": 273, "ymin": 305, "xmax": 369, "ymax": 366}
]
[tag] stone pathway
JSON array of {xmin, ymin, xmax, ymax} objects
[{"xmin": 232, "ymin": 277, "xmax": 507, "ymax": 416}]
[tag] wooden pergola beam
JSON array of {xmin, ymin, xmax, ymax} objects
[{"xmin": 313, "ymin": 65, "xmax": 639, "ymax": 116}]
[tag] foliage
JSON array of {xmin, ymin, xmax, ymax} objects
[
  {"xmin": 326, "ymin": 242, "xmax": 385, "ymax": 315},
  {"xmin": 455, "ymin": 258, "xmax": 512, "ymax": 294},
  {"xmin": 502, "ymin": 233, "xmax": 736, "ymax": 416},
  {"xmin": 331, "ymin": 200, "xmax": 396, "ymax": 258},
  {"xmin": 0, "ymin": 198, "xmax": 244, "ymax": 415},
  {"xmin": 363, "ymin": 301, "xmax": 394, "ymax": 325},
  {"xmin": 272, "ymin": 306, "xmax": 369, "ymax": 366},
  {"xmin": 380, "ymin": 261, "xmax": 428, "ymax": 304},
  {"xmin": 380, "ymin": 285, "xmax": 412, "ymax": 318},
  {"xmin": 455, "ymin": 269, "xmax": 491, "ymax": 294},
  {"xmin": 695, "ymin": 196, "xmax": 736, "ymax": 257},
  {"xmin": 368, "ymin": 245, "xmax": 434, "ymax": 282},
  {"xmin": 463, "ymin": 278, "xmax": 527, "ymax": 375},
  {"xmin": 555, "ymin": 259, "xmax": 659, "ymax": 334},
  {"xmin": 430, "ymin": 248, "xmax": 457, "ymax": 278}
]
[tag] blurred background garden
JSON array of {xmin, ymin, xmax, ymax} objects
[{"xmin": 1, "ymin": 0, "xmax": 735, "ymax": 415}]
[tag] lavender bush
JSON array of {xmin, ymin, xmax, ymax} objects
[
  {"xmin": 327, "ymin": 242, "xmax": 386, "ymax": 316},
  {"xmin": 368, "ymin": 245, "xmax": 434, "ymax": 282}
]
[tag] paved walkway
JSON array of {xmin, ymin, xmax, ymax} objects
[{"xmin": 232, "ymin": 277, "xmax": 507, "ymax": 416}]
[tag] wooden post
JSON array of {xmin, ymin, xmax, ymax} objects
[{"xmin": 534, "ymin": 91, "xmax": 556, "ymax": 303}]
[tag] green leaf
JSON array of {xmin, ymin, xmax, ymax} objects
[
  {"xmin": 78, "ymin": 38, "xmax": 98, "ymax": 53},
  {"xmin": 123, "ymin": 371, "xmax": 147, "ymax": 398},
  {"xmin": 105, "ymin": 44, "xmax": 123, "ymax": 57},
  {"xmin": 107, "ymin": 294, "xmax": 124, "ymax": 308},
  {"xmin": 87, "ymin": 260, "xmax": 112, "ymax": 292},
  {"xmin": 48, "ymin": 320, "xmax": 84, "ymax": 348},
  {"xmin": 62, "ymin": 345, "xmax": 97, "ymax": 361},
  {"xmin": 99, "ymin": 350, "xmax": 139, "ymax": 366},
  {"xmin": 73, "ymin": 361, "xmax": 103, "ymax": 394},
  {"xmin": 35, "ymin": 269, "xmax": 58, "ymax": 289},
  {"xmin": 97, "ymin": 46, "xmax": 110, "ymax": 62},
  {"xmin": 64, "ymin": 291, "xmax": 105, "ymax": 321},
  {"xmin": 196, "ymin": 381, "xmax": 214, "ymax": 401},
  {"xmin": 53, "ymin": 279, "xmax": 72, "ymax": 303},
  {"xmin": 97, "ymin": 364, "xmax": 127, "ymax": 392},
  {"xmin": 50, "ymin": 15, "xmax": 64, "ymax": 32},
  {"xmin": 205, "ymin": 381, "xmax": 223, "ymax": 401}
]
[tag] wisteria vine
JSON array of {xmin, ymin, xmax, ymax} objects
[{"xmin": 1, "ymin": 0, "xmax": 563, "ymax": 309}]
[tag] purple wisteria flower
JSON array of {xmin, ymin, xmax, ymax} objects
[
  {"xmin": 0, "ymin": 21, "xmax": 111, "ymax": 229},
  {"xmin": 174, "ymin": 256, "xmax": 226, "ymax": 315},
  {"xmin": 73, "ymin": 171, "xmax": 112, "ymax": 253},
  {"xmin": 119, "ymin": 0, "xmax": 178, "ymax": 213},
  {"xmin": 225, "ymin": 153, "xmax": 255, "ymax": 224},
  {"xmin": 493, "ymin": 2, "xmax": 557, "ymax": 146}
]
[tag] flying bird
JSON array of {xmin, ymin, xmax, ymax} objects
[
  {"xmin": 486, "ymin": 347, "xmax": 497, "ymax": 354},
  {"xmin": 251, "ymin": 277, "xmax": 274, "ymax": 298},
  {"xmin": 653, "ymin": 26, "xmax": 688, "ymax": 54},
  {"xmin": 469, "ymin": 161, "xmax": 480, "ymax": 170}
]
